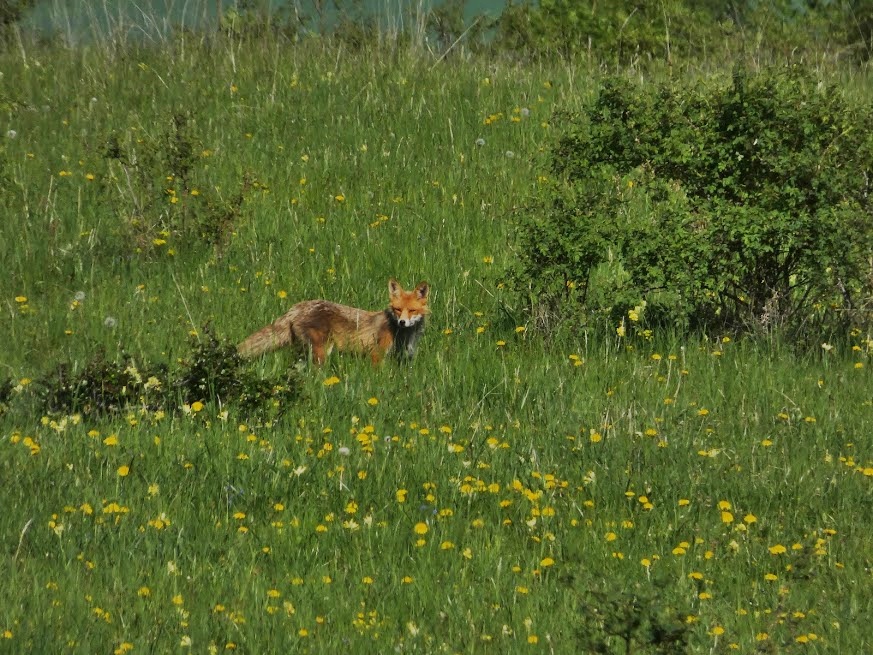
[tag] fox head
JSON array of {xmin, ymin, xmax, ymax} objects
[{"xmin": 388, "ymin": 278, "xmax": 430, "ymax": 329}]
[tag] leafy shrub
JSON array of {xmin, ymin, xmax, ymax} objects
[
  {"xmin": 491, "ymin": 0, "xmax": 732, "ymax": 65},
  {"xmin": 512, "ymin": 65, "xmax": 873, "ymax": 335},
  {"xmin": 97, "ymin": 111, "xmax": 251, "ymax": 259},
  {"xmin": 0, "ymin": 376, "xmax": 13, "ymax": 416},
  {"xmin": 174, "ymin": 325, "xmax": 301, "ymax": 417},
  {"xmin": 34, "ymin": 326, "xmax": 301, "ymax": 420},
  {"xmin": 489, "ymin": 1, "xmax": 872, "ymax": 66},
  {"xmin": 37, "ymin": 349, "xmax": 169, "ymax": 416},
  {"xmin": 0, "ymin": 0, "xmax": 36, "ymax": 30},
  {"xmin": 573, "ymin": 583, "xmax": 690, "ymax": 654}
]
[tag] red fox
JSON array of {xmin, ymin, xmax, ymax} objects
[{"xmin": 238, "ymin": 279, "xmax": 430, "ymax": 365}]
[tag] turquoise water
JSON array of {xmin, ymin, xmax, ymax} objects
[{"xmin": 23, "ymin": 0, "xmax": 509, "ymax": 43}]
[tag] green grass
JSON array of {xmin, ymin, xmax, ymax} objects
[{"xmin": 2, "ymin": 27, "xmax": 872, "ymax": 654}]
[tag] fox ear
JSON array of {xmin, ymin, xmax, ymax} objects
[
  {"xmin": 388, "ymin": 278, "xmax": 402, "ymax": 297},
  {"xmin": 415, "ymin": 282, "xmax": 429, "ymax": 300}
]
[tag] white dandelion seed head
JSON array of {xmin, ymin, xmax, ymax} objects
[
  {"xmin": 475, "ymin": 137, "xmax": 485, "ymax": 147},
  {"xmin": 6, "ymin": 130, "xmax": 17, "ymax": 139},
  {"xmin": 104, "ymin": 316, "xmax": 118, "ymax": 329},
  {"xmin": 74, "ymin": 291, "xmax": 86, "ymax": 302},
  {"xmin": 520, "ymin": 107, "xmax": 530, "ymax": 117},
  {"xmin": 505, "ymin": 150, "xmax": 515, "ymax": 158},
  {"xmin": 338, "ymin": 446, "xmax": 350, "ymax": 456}
]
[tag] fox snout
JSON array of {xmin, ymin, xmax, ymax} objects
[{"xmin": 397, "ymin": 315, "xmax": 422, "ymax": 328}]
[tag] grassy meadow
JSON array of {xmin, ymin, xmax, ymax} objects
[{"xmin": 2, "ymin": 22, "xmax": 873, "ymax": 654}]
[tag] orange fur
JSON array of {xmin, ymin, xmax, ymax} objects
[{"xmin": 237, "ymin": 279, "xmax": 429, "ymax": 365}]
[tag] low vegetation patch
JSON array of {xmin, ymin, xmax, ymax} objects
[{"xmin": 33, "ymin": 326, "xmax": 301, "ymax": 420}]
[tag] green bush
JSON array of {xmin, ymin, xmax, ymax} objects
[
  {"xmin": 0, "ymin": 0, "xmax": 36, "ymax": 29},
  {"xmin": 513, "ymin": 65, "xmax": 873, "ymax": 335},
  {"xmin": 96, "ymin": 111, "xmax": 251, "ymax": 259},
  {"xmin": 33, "ymin": 326, "xmax": 301, "ymax": 420},
  {"xmin": 489, "ymin": 1, "xmax": 873, "ymax": 66}
]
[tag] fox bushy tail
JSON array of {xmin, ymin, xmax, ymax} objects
[{"xmin": 237, "ymin": 313, "xmax": 293, "ymax": 358}]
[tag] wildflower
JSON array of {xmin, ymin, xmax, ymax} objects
[
  {"xmin": 104, "ymin": 316, "xmax": 118, "ymax": 329},
  {"xmin": 6, "ymin": 130, "xmax": 16, "ymax": 139},
  {"xmin": 413, "ymin": 522, "xmax": 428, "ymax": 535},
  {"xmin": 475, "ymin": 138, "xmax": 485, "ymax": 147},
  {"xmin": 768, "ymin": 544, "xmax": 787, "ymax": 555},
  {"xmin": 323, "ymin": 376, "xmax": 340, "ymax": 387}
]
